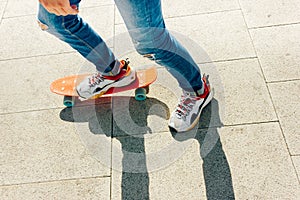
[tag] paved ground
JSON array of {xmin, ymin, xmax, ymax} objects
[{"xmin": 0, "ymin": 0, "xmax": 300, "ymax": 199}]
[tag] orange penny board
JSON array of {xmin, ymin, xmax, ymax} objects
[{"xmin": 50, "ymin": 66, "xmax": 157, "ymax": 97}]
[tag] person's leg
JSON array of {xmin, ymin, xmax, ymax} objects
[
  {"xmin": 115, "ymin": 0, "xmax": 213, "ymax": 132},
  {"xmin": 37, "ymin": 0, "xmax": 137, "ymax": 99},
  {"xmin": 114, "ymin": 0, "xmax": 203, "ymax": 94},
  {"xmin": 37, "ymin": 0, "xmax": 120, "ymax": 75}
]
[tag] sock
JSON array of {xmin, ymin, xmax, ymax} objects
[
  {"xmin": 103, "ymin": 60, "xmax": 121, "ymax": 76},
  {"xmin": 194, "ymin": 79, "xmax": 205, "ymax": 96}
]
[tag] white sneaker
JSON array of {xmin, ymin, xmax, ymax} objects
[
  {"xmin": 76, "ymin": 60, "xmax": 136, "ymax": 99},
  {"xmin": 169, "ymin": 74, "xmax": 214, "ymax": 132}
]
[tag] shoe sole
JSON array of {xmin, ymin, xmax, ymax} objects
[{"xmin": 171, "ymin": 87, "xmax": 214, "ymax": 133}]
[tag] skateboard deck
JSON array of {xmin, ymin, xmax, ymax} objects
[{"xmin": 50, "ymin": 66, "xmax": 157, "ymax": 107}]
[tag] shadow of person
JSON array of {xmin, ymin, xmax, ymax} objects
[
  {"xmin": 59, "ymin": 96, "xmax": 170, "ymax": 200},
  {"xmin": 171, "ymin": 99, "xmax": 235, "ymax": 200},
  {"xmin": 59, "ymin": 97, "xmax": 234, "ymax": 199}
]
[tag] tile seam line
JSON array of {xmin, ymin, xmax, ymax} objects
[
  {"xmin": 114, "ymin": 8, "xmax": 242, "ymax": 25},
  {"xmin": 0, "ymin": 54, "xmax": 258, "ymax": 66},
  {"xmin": 0, "ymin": 175, "xmax": 111, "ymax": 188},
  {"xmin": 267, "ymin": 73, "xmax": 299, "ymax": 147},
  {"xmin": 0, "ymin": 108, "xmax": 64, "ymax": 115},
  {"xmin": 291, "ymin": 154, "xmax": 300, "ymax": 184},
  {"xmin": 1, "ymin": 108, "xmax": 279, "ymax": 128},
  {"xmin": 267, "ymin": 79, "xmax": 300, "ymax": 84},
  {"xmin": 222, "ymin": 120, "xmax": 279, "ymax": 128},
  {"xmin": 110, "ymin": 5, "xmax": 117, "ymax": 200},
  {"xmin": 0, "ymin": 103, "xmax": 112, "ymax": 116},
  {"xmin": 0, "ymin": 48, "xmax": 113, "ymax": 62},
  {"xmin": 109, "ymin": 137, "xmax": 113, "ymax": 200},
  {"xmin": 165, "ymin": 8, "xmax": 242, "ymax": 19},
  {"xmin": 113, "ymin": 120, "xmax": 280, "ymax": 139},
  {"xmin": 248, "ymin": 21, "xmax": 300, "ymax": 30},
  {"xmin": 0, "ymin": 51, "xmax": 77, "ymax": 62},
  {"xmin": 268, "ymin": 83, "xmax": 300, "ymax": 183},
  {"xmin": 0, "ymin": 0, "xmax": 8, "ymax": 25},
  {"xmin": 1, "ymin": 4, "xmax": 115, "ymax": 20},
  {"xmin": 118, "ymin": 57, "xmax": 259, "ymax": 68},
  {"xmin": 196, "ymin": 56, "xmax": 258, "ymax": 65},
  {"xmin": 235, "ymin": 2, "xmax": 269, "ymax": 87},
  {"xmin": 236, "ymin": 0, "xmax": 286, "ymax": 144}
]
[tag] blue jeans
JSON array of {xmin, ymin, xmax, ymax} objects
[{"xmin": 37, "ymin": 0, "xmax": 203, "ymax": 91}]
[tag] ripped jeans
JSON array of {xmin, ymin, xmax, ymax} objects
[{"xmin": 37, "ymin": 0, "xmax": 203, "ymax": 91}]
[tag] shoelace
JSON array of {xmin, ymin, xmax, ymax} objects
[
  {"xmin": 89, "ymin": 72, "xmax": 104, "ymax": 87},
  {"xmin": 175, "ymin": 91, "xmax": 200, "ymax": 120}
]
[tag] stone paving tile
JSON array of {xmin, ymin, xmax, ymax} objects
[
  {"xmin": 3, "ymin": 0, "xmax": 113, "ymax": 18},
  {"xmin": 162, "ymin": 0, "xmax": 240, "ymax": 18},
  {"xmin": 250, "ymin": 24, "xmax": 300, "ymax": 82},
  {"xmin": 0, "ymin": 5, "xmax": 114, "ymax": 60},
  {"xmin": 0, "ymin": 53, "xmax": 95, "ymax": 113},
  {"xmin": 0, "ymin": 177, "xmax": 110, "ymax": 200},
  {"xmin": 165, "ymin": 10, "xmax": 256, "ymax": 63},
  {"xmin": 111, "ymin": 123, "xmax": 300, "ymax": 199},
  {"xmin": 0, "ymin": 109, "xmax": 110, "ymax": 186},
  {"xmin": 268, "ymin": 80, "xmax": 300, "ymax": 155},
  {"xmin": 115, "ymin": 0, "xmax": 240, "ymax": 25},
  {"xmin": 220, "ymin": 122, "xmax": 300, "ymax": 199},
  {"xmin": 239, "ymin": 0, "xmax": 300, "ymax": 28},
  {"xmin": 4, "ymin": 0, "xmax": 38, "ymax": 18},
  {"xmin": 62, "ymin": 103, "xmax": 114, "ymax": 167},
  {"xmin": 112, "ymin": 58, "xmax": 277, "ymax": 137},
  {"xmin": 205, "ymin": 58, "xmax": 277, "ymax": 126},
  {"xmin": 0, "ymin": 15, "xmax": 73, "ymax": 60},
  {"xmin": 111, "ymin": 132, "xmax": 207, "ymax": 200}
]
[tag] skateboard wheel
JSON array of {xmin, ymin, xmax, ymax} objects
[
  {"xmin": 63, "ymin": 96, "xmax": 75, "ymax": 107},
  {"xmin": 135, "ymin": 88, "xmax": 147, "ymax": 101}
]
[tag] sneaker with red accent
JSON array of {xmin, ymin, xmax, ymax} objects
[
  {"xmin": 168, "ymin": 74, "xmax": 214, "ymax": 132},
  {"xmin": 76, "ymin": 60, "xmax": 136, "ymax": 100}
]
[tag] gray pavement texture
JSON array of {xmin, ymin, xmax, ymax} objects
[{"xmin": 1, "ymin": 0, "xmax": 300, "ymax": 199}]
